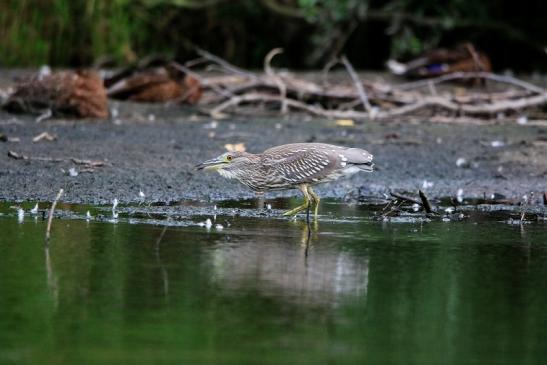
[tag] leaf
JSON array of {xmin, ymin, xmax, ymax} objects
[
  {"xmin": 224, "ymin": 143, "xmax": 246, "ymax": 152},
  {"xmin": 335, "ymin": 119, "xmax": 355, "ymax": 127}
]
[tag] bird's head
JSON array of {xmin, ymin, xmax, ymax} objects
[{"xmin": 195, "ymin": 151, "xmax": 255, "ymax": 174}]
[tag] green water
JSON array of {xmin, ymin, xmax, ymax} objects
[{"xmin": 1, "ymin": 201, "xmax": 546, "ymax": 364}]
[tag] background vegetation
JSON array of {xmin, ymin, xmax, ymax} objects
[{"xmin": 0, "ymin": 0, "xmax": 545, "ymax": 71}]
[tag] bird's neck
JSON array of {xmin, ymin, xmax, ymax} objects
[
  {"xmin": 236, "ymin": 154, "xmax": 262, "ymax": 178},
  {"xmin": 233, "ymin": 154, "xmax": 264, "ymax": 190}
]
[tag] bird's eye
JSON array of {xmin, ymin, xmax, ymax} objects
[{"xmin": 226, "ymin": 155, "xmax": 233, "ymax": 161}]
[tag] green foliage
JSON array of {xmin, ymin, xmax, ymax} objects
[
  {"xmin": 295, "ymin": 0, "xmax": 368, "ymax": 64},
  {"xmin": 0, "ymin": 0, "xmax": 544, "ymax": 69},
  {"xmin": 379, "ymin": 0, "xmax": 489, "ymax": 58},
  {"xmin": 0, "ymin": 0, "xmax": 143, "ymax": 66}
]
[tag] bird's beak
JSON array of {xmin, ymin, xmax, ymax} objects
[{"xmin": 195, "ymin": 157, "xmax": 226, "ymax": 170}]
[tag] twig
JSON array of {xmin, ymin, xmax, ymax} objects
[
  {"xmin": 32, "ymin": 132, "xmax": 57, "ymax": 142},
  {"xmin": 264, "ymin": 48, "xmax": 288, "ymax": 113},
  {"xmin": 7, "ymin": 150, "xmax": 27, "ymax": 160},
  {"xmin": 184, "ymin": 57, "xmax": 208, "ymax": 68},
  {"xmin": 340, "ymin": 55, "xmax": 372, "ymax": 113},
  {"xmin": 381, "ymin": 200, "xmax": 404, "ymax": 218},
  {"xmin": 45, "ymin": 188, "xmax": 64, "ymax": 243},
  {"xmin": 519, "ymin": 193, "xmax": 532, "ymax": 223},
  {"xmin": 170, "ymin": 61, "xmax": 235, "ymax": 99},
  {"xmin": 465, "ymin": 43, "xmax": 488, "ymax": 72},
  {"xmin": 8, "ymin": 151, "xmax": 108, "ymax": 167},
  {"xmin": 321, "ymin": 58, "xmax": 340, "ymax": 86},
  {"xmin": 377, "ymin": 92, "xmax": 547, "ymax": 117},
  {"xmin": 8, "ymin": 150, "xmax": 63, "ymax": 162},
  {"xmin": 395, "ymin": 72, "xmax": 544, "ymax": 94},
  {"xmin": 71, "ymin": 158, "xmax": 106, "ymax": 167},
  {"xmin": 35, "ymin": 109, "xmax": 52, "ymax": 123},
  {"xmin": 390, "ymin": 191, "xmax": 422, "ymax": 205},
  {"xmin": 419, "ymin": 190, "xmax": 433, "ymax": 214},
  {"xmin": 209, "ymin": 92, "xmax": 331, "ymax": 118},
  {"xmin": 427, "ymin": 80, "xmax": 437, "ymax": 96},
  {"xmin": 196, "ymin": 48, "xmax": 258, "ymax": 79}
]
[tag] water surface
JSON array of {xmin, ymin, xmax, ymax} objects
[{"xmin": 1, "ymin": 201, "xmax": 546, "ymax": 364}]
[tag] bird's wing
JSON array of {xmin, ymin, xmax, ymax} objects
[
  {"xmin": 261, "ymin": 145, "xmax": 340, "ymax": 185},
  {"xmin": 262, "ymin": 144, "xmax": 373, "ymax": 185}
]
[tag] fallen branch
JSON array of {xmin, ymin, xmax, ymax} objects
[
  {"xmin": 395, "ymin": 71, "xmax": 545, "ymax": 94},
  {"xmin": 45, "ymin": 188, "xmax": 64, "ymax": 243},
  {"xmin": 8, "ymin": 150, "xmax": 108, "ymax": 168},
  {"xmin": 186, "ymin": 49, "xmax": 547, "ymax": 121},
  {"xmin": 208, "ymin": 90, "xmax": 547, "ymax": 120},
  {"xmin": 383, "ymin": 92, "xmax": 547, "ymax": 116}
]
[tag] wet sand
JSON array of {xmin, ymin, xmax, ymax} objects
[{"xmin": 1, "ymin": 81, "xmax": 546, "ymax": 206}]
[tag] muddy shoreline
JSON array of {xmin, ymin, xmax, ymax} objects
[{"xmin": 1, "ymin": 96, "xmax": 546, "ymax": 206}]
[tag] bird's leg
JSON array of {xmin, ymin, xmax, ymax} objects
[
  {"xmin": 255, "ymin": 191, "xmax": 265, "ymax": 209},
  {"xmin": 307, "ymin": 186, "xmax": 321, "ymax": 217},
  {"xmin": 283, "ymin": 185, "xmax": 310, "ymax": 217}
]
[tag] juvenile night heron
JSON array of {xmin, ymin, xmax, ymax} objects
[{"xmin": 195, "ymin": 143, "xmax": 373, "ymax": 217}]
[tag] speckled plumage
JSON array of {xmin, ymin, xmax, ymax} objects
[
  {"xmin": 198, "ymin": 143, "xmax": 373, "ymax": 191},
  {"xmin": 196, "ymin": 143, "xmax": 373, "ymax": 217},
  {"xmin": 230, "ymin": 143, "xmax": 371, "ymax": 191}
]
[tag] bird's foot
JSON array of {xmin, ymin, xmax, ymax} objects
[{"xmin": 282, "ymin": 202, "xmax": 309, "ymax": 217}]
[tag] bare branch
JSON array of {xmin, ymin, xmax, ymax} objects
[
  {"xmin": 340, "ymin": 55, "xmax": 372, "ymax": 113},
  {"xmin": 195, "ymin": 48, "xmax": 258, "ymax": 79},
  {"xmin": 186, "ymin": 48, "xmax": 547, "ymax": 122},
  {"xmin": 170, "ymin": 61, "xmax": 234, "ymax": 99},
  {"xmin": 395, "ymin": 72, "xmax": 544, "ymax": 94},
  {"xmin": 264, "ymin": 48, "xmax": 288, "ymax": 113}
]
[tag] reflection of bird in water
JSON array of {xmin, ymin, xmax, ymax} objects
[
  {"xmin": 295, "ymin": 219, "xmax": 317, "ymax": 257},
  {"xmin": 208, "ymin": 222, "xmax": 369, "ymax": 307},
  {"xmin": 3, "ymin": 70, "xmax": 108, "ymax": 119},
  {"xmin": 196, "ymin": 143, "xmax": 373, "ymax": 218}
]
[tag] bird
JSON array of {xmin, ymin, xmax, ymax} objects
[{"xmin": 195, "ymin": 143, "xmax": 373, "ymax": 218}]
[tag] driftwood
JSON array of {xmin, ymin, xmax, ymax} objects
[{"xmin": 177, "ymin": 49, "xmax": 546, "ymax": 121}]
